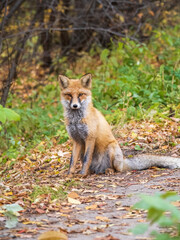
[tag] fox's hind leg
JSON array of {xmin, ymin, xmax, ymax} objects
[
  {"xmin": 112, "ymin": 144, "xmax": 124, "ymax": 172},
  {"xmin": 105, "ymin": 143, "xmax": 118, "ymax": 174}
]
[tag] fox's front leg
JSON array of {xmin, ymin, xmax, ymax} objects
[
  {"xmin": 80, "ymin": 139, "xmax": 95, "ymax": 176},
  {"xmin": 68, "ymin": 141, "xmax": 82, "ymax": 175}
]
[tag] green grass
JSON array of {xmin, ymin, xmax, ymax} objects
[
  {"xmin": 31, "ymin": 185, "xmax": 67, "ymax": 201},
  {"xmin": 31, "ymin": 179, "xmax": 80, "ymax": 201},
  {"xmin": 0, "ymin": 23, "xmax": 179, "ymax": 162}
]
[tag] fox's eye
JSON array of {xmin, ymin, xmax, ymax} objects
[{"xmin": 79, "ymin": 93, "xmax": 85, "ymax": 97}]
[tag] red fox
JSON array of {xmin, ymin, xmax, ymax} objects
[{"xmin": 59, "ymin": 74, "xmax": 180, "ymax": 176}]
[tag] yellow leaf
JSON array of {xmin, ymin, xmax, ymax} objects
[
  {"xmin": 38, "ymin": 230, "xmax": 68, "ymax": 240},
  {"xmin": 96, "ymin": 216, "xmax": 110, "ymax": 222},
  {"xmin": 60, "ymin": 213, "xmax": 69, "ymax": 217},
  {"xmin": 119, "ymin": 15, "xmax": 124, "ymax": 23},
  {"xmin": 39, "ymin": 141, "xmax": 45, "ymax": 146},
  {"xmin": 85, "ymin": 204, "xmax": 98, "ymax": 210},
  {"xmin": 4, "ymin": 192, "xmax": 13, "ymax": 196},
  {"xmin": 23, "ymin": 221, "xmax": 42, "ymax": 225},
  {"xmin": 48, "ymin": 113, "xmax": 53, "ymax": 118},
  {"xmin": 131, "ymin": 132, "xmax": 138, "ymax": 138},
  {"xmin": 151, "ymin": 174, "xmax": 162, "ymax": 178},
  {"xmin": 25, "ymin": 158, "xmax": 33, "ymax": 164}
]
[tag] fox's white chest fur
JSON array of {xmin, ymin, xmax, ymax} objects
[{"xmin": 65, "ymin": 109, "xmax": 88, "ymax": 142}]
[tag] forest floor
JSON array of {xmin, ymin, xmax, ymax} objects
[
  {"xmin": 0, "ymin": 120, "xmax": 180, "ymax": 240},
  {"xmin": 1, "ymin": 167, "xmax": 180, "ymax": 240}
]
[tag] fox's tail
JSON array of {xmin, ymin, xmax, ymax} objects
[{"xmin": 122, "ymin": 154, "xmax": 180, "ymax": 171}]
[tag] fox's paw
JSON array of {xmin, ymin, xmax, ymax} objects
[
  {"xmin": 76, "ymin": 170, "xmax": 90, "ymax": 178},
  {"xmin": 68, "ymin": 173, "xmax": 74, "ymax": 178},
  {"xmin": 65, "ymin": 171, "xmax": 75, "ymax": 178},
  {"xmin": 105, "ymin": 168, "xmax": 115, "ymax": 175},
  {"xmin": 76, "ymin": 173, "xmax": 88, "ymax": 178}
]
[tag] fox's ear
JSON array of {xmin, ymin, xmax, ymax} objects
[
  {"xmin": 80, "ymin": 74, "xmax": 92, "ymax": 89},
  {"xmin": 58, "ymin": 75, "xmax": 70, "ymax": 89}
]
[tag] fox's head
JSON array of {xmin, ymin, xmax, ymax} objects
[{"xmin": 58, "ymin": 74, "xmax": 92, "ymax": 110}]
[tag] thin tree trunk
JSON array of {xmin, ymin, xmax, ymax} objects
[
  {"xmin": 60, "ymin": 0, "xmax": 70, "ymax": 53},
  {"xmin": 0, "ymin": 4, "xmax": 41, "ymax": 106}
]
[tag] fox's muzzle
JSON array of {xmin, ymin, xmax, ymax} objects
[{"xmin": 71, "ymin": 103, "xmax": 81, "ymax": 109}]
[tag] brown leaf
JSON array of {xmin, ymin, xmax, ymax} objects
[
  {"xmin": 93, "ymin": 234, "xmax": 120, "ymax": 240},
  {"xmin": 67, "ymin": 191, "xmax": 79, "ymax": 199},
  {"xmin": 36, "ymin": 208, "xmax": 46, "ymax": 214},
  {"xmin": 38, "ymin": 230, "xmax": 68, "ymax": 240},
  {"xmin": 172, "ymin": 201, "xmax": 180, "ymax": 207}
]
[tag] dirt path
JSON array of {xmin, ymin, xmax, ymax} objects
[{"xmin": 1, "ymin": 168, "xmax": 180, "ymax": 240}]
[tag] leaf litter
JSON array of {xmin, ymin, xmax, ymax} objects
[{"xmin": 0, "ymin": 119, "xmax": 180, "ymax": 239}]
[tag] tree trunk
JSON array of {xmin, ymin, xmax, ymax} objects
[
  {"xmin": 60, "ymin": 0, "xmax": 70, "ymax": 54},
  {"xmin": 0, "ymin": 3, "xmax": 41, "ymax": 106}
]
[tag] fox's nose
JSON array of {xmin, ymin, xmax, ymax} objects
[
  {"xmin": 71, "ymin": 102, "xmax": 80, "ymax": 109},
  {"xmin": 73, "ymin": 104, "xmax": 78, "ymax": 108}
]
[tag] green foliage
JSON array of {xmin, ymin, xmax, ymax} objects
[
  {"xmin": 0, "ymin": 106, "xmax": 21, "ymax": 161},
  {"xmin": 0, "ymin": 105, "xmax": 20, "ymax": 125},
  {"xmin": 92, "ymin": 25, "xmax": 180, "ymax": 123},
  {"xmin": 131, "ymin": 192, "xmax": 180, "ymax": 239},
  {"xmin": 1, "ymin": 203, "xmax": 23, "ymax": 228},
  {"xmin": 131, "ymin": 223, "xmax": 149, "ymax": 235},
  {"xmin": 134, "ymin": 145, "xmax": 143, "ymax": 151},
  {"xmin": 0, "ymin": 83, "xmax": 67, "ymax": 162}
]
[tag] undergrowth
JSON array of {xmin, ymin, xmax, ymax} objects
[
  {"xmin": 31, "ymin": 185, "xmax": 67, "ymax": 201},
  {"xmin": 31, "ymin": 179, "xmax": 79, "ymax": 201},
  {"xmin": 0, "ymin": 23, "xmax": 179, "ymax": 163}
]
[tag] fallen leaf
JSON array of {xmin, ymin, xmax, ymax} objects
[
  {"xmin": 96, "ymin": 216, "xmax": 110, "ymax": 222},
  {"xmin": 131, "ymin": 132, "xmax": 138, "ymax": 139},
  {"xmin": 48, "ymin": 113, "xmax": 53, "ymax": 118},
  {"xmin": 59, "ymin": 208, "xmax": 72, "ymax": 214},
  {"xmin": 115, "ymin": 201, "xmax": 121, "ymax": 206},
  {"xmin": 162, "ymin": 145, "xmax": 168, "ymax": 149},
  {"xmin": 83, "ymin": 228, "xmax": 95, "ymax": 235},
  {"xmin": 67, "ymin": 197, "xmax": 81, "ymax": 204},
  {"xmin": 36, "ymin": 208, "xmax": 45, "ymax": 214},
  {"xmin": 38, "ymin": 230, "xmax": 68, "ymax": 240},
  {"xmin": 93, "ymin": 234, "xmax": 119, "ymax": 239},
  {"xmin": 67, "ymin": 192, "xmax": 79, "ymax": 199},
  {"xmin": 85, "ymin": 204, "xmax": 98, "ymax": 210},
  {"xmin": 170, "ymin": 117, "xmax": 180, "ymax": 122},
  {"xmin": 172, "ymin": 201, "xmax": 180, "ymax": 207},
  {"xmin": 4, "ymin": 191, "xmax": 13, "ymax": 196}
]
